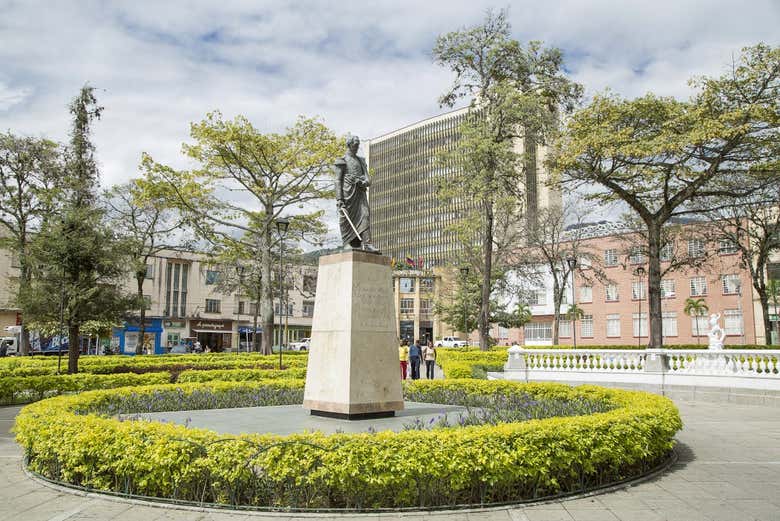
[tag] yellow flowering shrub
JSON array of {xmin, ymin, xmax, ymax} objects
[{"xmin": 15, "ymin": 379, "xmax": 681, "ymax": 509}]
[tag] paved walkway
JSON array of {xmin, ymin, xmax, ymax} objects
[{"xmin": 2, "ymin": 399, "xmax": 779, "ymax": 521}]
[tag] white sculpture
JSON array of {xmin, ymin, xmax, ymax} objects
[{"xmin": 707, "ymin": 313, "xmax": 725, "ymax": 350}]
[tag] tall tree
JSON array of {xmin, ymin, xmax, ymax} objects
[
  {"xmin": 519, "ymin": 204, "xmax": 603, "ymax": 345},
  {"xmin": 555, "ymin": 44, "xmax": 780, "ymax": 348},
  {"xmin": 105, "ymin": 172, "xmax": 189, "ymax": 354},
  {"xmin": 702, "ymin": 184, "xmax": 780, "ymax": 344},
  {"xmin": 0, "ymin": 133, "xmax": 61, "ymax": 354},
  {"xmin": 144, "ymin": 113, "xmax": 340, "ymax": 354},
  {"xmin": 433, "ymin": 9, "xmax": 582, "ymax": 350},
  {"xmin": 21, "ymin": 86, "xmax": 133, "ymax": 373}
]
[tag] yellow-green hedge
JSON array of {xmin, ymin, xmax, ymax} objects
[
  {"xmin": 0, "ymin": 372, "xmax": 171, "ymax": 404},
  {"xmin": 177, "ymin": 368, "xmax": 306, "ymax": 383},
  {"xmin": 0, "ymin": 353, "xmax": 309, "ymax": 377},
  {"xmin": 15, "ymin": 379, "xmax": 681, "ymax": 509}
]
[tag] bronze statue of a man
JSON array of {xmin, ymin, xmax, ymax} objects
[{"xmin": 335, "ymin": 135, "xmax": 378, "ymax": 252}]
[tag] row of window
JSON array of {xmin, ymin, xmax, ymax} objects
[
  {"xmin": 525, "ymin": 309, "xmax": 744, "ymax": 341},
  {"xmin": 603, "ymin": 238, "xmax": 738, "ymax": 268},
  {"xmin": 399, "ymin": 298, "xmax": 434, "ymax": 314},
  {"xmin": 398, "ymin": 277, "xmax": 435, "ymax": 293},
  {"xmin": 530, "ymin": 274, "xmax": 743, "ymax": 307}
]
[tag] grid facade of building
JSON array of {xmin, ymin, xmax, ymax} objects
[
  {"xmin": 367, "ymin": 108, "xmax": 472, "ymax": 267},
  {"xmin": 367, "ymin": 107, "xmax": 559, "ymax": 267}
]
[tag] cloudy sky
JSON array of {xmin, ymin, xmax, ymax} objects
[{"xmin": 1, "ymin": 1, "xmax": 778, "ymax": 195}]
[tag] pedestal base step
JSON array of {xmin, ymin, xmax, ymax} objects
[{"xmin": 309, "ymin": 409, "xmax": 396, "ymax": 420}]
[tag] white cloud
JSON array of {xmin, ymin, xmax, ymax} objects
[{"xmin": 0, "ymin": 0, "xmax": 776, "ymax": 241}]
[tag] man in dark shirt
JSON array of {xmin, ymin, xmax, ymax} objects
[{"xmin": 408, "ymin": 339, "xmax": 422, "ymax": 380}]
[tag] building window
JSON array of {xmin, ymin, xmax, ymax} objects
[
  {"xmin": 274, "ymin": 302, "xmax": 293, "ymax": 315},
  {"xmin": 662, "ymin": 312, "xmax": 678, "ymax": 337},
  {"xmin": 605, "ymin": 284, "xmax": 619, "ymax": 302},
  {"xmin": 420, "ymin": 299, "xmax": 433, "ymax": 315},
  {"xmin": 631, "ymin": 281, "xmax": 646, "ymax": 300},
  {"xmin": 302, "ymin": 300, "xmax": 314, "ymax": 317},
  {"xmin": 691, "ymin": 314, "xmax": 708, "ymax": 337},
  {"xmin": 145, "ymin": 264, "xmax": 154, "ymax": 279},
  {"xmin": 529, "ymin": 289, "xmax": 547, "ymax": 306},
  {"xmin": 579, "ymin": 286, "xmax": 593, "ymax": 303},
  {"xmin": 559, "ymin": 319, "xmax": 571, "ymax": 338},
  {"xmin": 660, "ymin": 243, "xmax": 674, "ymax": 262},
  {"xmin": 690, "ymin": 276, "xmax": 707, "ymax": 296},
  {"xmin": 718, "ymin": 238, "xmax": 739, "ymax": 254},
  {"xmin": 629, "ymin": 247, "xmax": 645, "ymax": 265},
  {"xmin": 420, "ymin": 278, "xmax": 434, "ymax": 292},
  {"xmin": 632, "ymin": 313, "xmax": 648, "ymax": 337},
  {"xmin": 9, "ymin": 253, "xmax": 20, "ymax": 268},
  {"xmin": 205, "ymin": 270, "xmax": 221, "ymax": 285},
  {"xmin": 303, "ymin": 275, "xmax": 317, "ymax": 294},
  {"xmin": 687, "ymin": 239, "xmax": 705, "ymax": 258},
  {"xmin": 581, "ymin": 315, "xmax": 594, "ymax": 337},
  {"xmin": 724, "ymin": 309, "xmax": 743, "ymax": 335},
  {"xmin": 721, "ymin": 274, "xmax": 741, "ymax": 295},
  {"xmin": 400, "ymin": 298, "xmax": 414, "ymax": 313},
  {"xmin": 525, "ymin": 322, "xmax": 552, "ymax": 342},
  {"xmin": 604, "ymin": 249, "xmax": 618, "ymax": 267},
  {"xmin": 606, "ymin": 314, "xmax": 621, "ymax": 337},
  {"xmin": 205, "ymin": 299, "xmax": 221, "ymax": 313},
  {"xmin": 238, "ymin": 301, "xmax": 245, "ymax": 315},
  {"xmin": 143, "ymin": 295, "xmax": 152, "ymax": 310},
  {"xmin": 399, "ymin": 277, "xmax": 415, "ymax": 293},
  {"xmin": 164, "ymin": 262, "xmax": 189, "ymax": 317},
  {"xmin": 249, "ymin": 302, "xmax": 258, "ymax": 315},
  {"xmin": 660, "ymin": 279, "xmax": 676, "ymax": 298},
  {"xmin": 578, "ymin": 256, "xmax": 592, "ymax": 269}
]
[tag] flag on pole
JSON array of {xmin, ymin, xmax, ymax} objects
[{"xmin": 405, "ymin": 256, "xmax": 415, "ymax": 268}]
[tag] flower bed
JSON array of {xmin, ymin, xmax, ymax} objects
[
  {"xmin": 15, "ymin": 379, "xmax": 681, "ymax": 510},
  {"xmin": 177, "ymin": 368, "xmax": 307, "ymax": 383}
]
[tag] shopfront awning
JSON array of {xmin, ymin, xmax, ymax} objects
[
  {"xmin": 239, "ymin": 326, "xmax": 263, "ymax": 334},
  {"xmin": 192, "ymin": 329, "xmax": 231, "ymax": 334}
]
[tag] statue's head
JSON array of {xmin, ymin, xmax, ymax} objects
[{"xmin": 346, "ymin": 135, "xmax": 360, "ymax": 154}]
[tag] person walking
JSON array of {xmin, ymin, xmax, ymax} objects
[
  {"xmin": 423, "ymin": 340, "xmax": 437, "ymax": 379},
  {"xmin": 408, "ymin": 339, "xmax": 422, "ymax": 380},
  {"xmin": 399, "ymin": 339, "xmax": 409, "ymax": 380}
]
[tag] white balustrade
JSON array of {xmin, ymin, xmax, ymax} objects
[{"xmin": 501, "ymin": 347, "xmax": 780, "ymax": 390}]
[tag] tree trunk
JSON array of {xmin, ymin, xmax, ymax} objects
[
  {"xmin": 552, "ymin": 279, "xmax": 561, "ymax": 345},
  {"xmin": 757, "ymin": 291, "xmax": 772, "ymax": 346},
  {"xmin": 67, "ymin": 323, "xmax": 79, "ymax": 374},
  {"xmin": 19, "ymin": 260, "xmax": 30, "ymax": 355},
  {"xmin": 260, "ymin": 227, "xmax": 274, "ymax": 355},
  {"xmin": 136, "ymin": 275, "xmax": 146, "ymax": 354},
  {"xmin": 479, "ymin": 202, "xmax": 494, "ymax": 351},
  {"xmin": 647, "ymin": 223, "xmax": 663, "ymax": 348}
]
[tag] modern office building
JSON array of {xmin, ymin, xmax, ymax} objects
[{"xmin": 367, "ymin": 107, "xmax": 560, "ymax": 267}]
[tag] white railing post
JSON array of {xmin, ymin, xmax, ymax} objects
[
  {"xmin": 644, "ymin": 349, "xmax": 668, "ymax": 374},
  {"xmin": 504, "ymin": 345, "xmax": 528, "ymax": 382}
]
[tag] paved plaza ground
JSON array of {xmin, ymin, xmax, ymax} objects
[{"xmin": 2, "ymin": 398, "xmax": 779, "ymax": 521}]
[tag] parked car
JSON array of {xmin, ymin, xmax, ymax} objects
[
  {"xmin": 169, "ymin": 345, "xmax": 189, "ymax": 354},
  {"xmin": 0, "ymin": 337, "xmax": 18, "ymax": 356},
  {"xmin": 434, "ymin": 336, "xmax": 469, "ymax": 348},
  {"xmin": 289, "ymin": 338, "xmax": 310, "ymax": 351}
]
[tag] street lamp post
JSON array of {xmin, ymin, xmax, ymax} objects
[
  {"xmin": 459, "ymin": 266, "xmax": 469, "ymax": 343},
  {"xmin": 235, "ymin": 265, "xmax": 245, "ymax": 353},
  {"xmin": 275, "ymin": 218, "xmax": 289, "ymax": 370},
  {"xmin": 565, "ymin": 256, "xmax": 577, "ymax": 348},
  {"xmin": 634, "ymin": 266, "xmax": 646, "ymax": 348}
]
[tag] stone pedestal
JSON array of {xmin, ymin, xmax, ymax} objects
[{"xmin": 303, "ymin": 250, "xmax": 404, "ymax": 419}]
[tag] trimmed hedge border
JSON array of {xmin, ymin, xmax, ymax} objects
[
  {"xmin": 14, "ymin": 379, "xmax": 682, "ymax": 510},
  {"xmin": 0, "ymin": 372, "xmax": 171, "ymax": 405}
]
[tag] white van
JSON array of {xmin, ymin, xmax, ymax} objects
[{"xmin": 1, "ymin": 337, "xmax": 18, "ymax": 356}]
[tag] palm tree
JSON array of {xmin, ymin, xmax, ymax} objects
[
  {"xmin": 684, "ymin": 298, "xmax": 709, "ymax": 344},
  {"xmin": 515, "ymin": 302, "xmax": 532, "ymax": 344}
]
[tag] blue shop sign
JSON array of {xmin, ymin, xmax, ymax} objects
[
  {"xmin": 113, "ymin": 318, "xmax": 164, "ymax": 355},
  {"xmin": 238, "ymin": 326, "xmax": 263, "ymax": 334}
]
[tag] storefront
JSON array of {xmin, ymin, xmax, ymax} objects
[
  {"xmin": 113, "ymin": 318, "xmax": 164, "ymax": 355},
  {"xmin": 190, "ymin": 319, "xmax": 233, "ymax": 352},
  {"xmin": 237, "ymin": 325, "xmax": 263, "ymax": 351},
  {"xmin": 163, "ymin": 319, "xmax": 188, "ymax": 351}
]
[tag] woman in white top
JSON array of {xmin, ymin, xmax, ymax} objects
[{"xmin": 423, "ymin": 341, "xmax": 437, "ymax": 379}]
